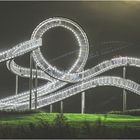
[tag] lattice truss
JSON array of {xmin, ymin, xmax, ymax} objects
[{"xmin": 0, "ymin": 17, "xmax": 139, "ymax": 110}]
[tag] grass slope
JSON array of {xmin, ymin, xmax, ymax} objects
[
  {"xmin": 0, "ymin": 112, "xmax": 140, "ymax": 138},
  {"xmin": 0, "ymin": 112, "xmax": 140, "ymax": 128}
]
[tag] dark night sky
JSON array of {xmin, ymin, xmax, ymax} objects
[{"xmin": 0, "ymin": 1, "xmax": 140, "ymax": 113}]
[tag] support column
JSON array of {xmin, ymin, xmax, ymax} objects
[
  {"xmin": 81, "ymin": 68, "xmax": 85, "ymax": 114},
  {"xmin": 81, "ymin": 92, "xmax": 85, "ymax": 114},
  {"xmin": 50, "ymin": 104, "xmax": 53, "ymax": 113},
  {"xmin": 123, "ymin": 66, "xmax": 127, "ymax": 112},
  {"xmin": 15, "ymin": 75, "xmax": 18, "ymax": 95},
  {"xmin": 29, "ymin": 53, "xmax": 33, "ymax": 110},
  {"xmin": 60, "ymin": 101, "xmax": 63, "ymax": 113},
  {"xmin": 35, "ymin": 64, "xmax": 38, "ymax": 110}
]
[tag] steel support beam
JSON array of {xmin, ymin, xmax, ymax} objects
[
  {"xmin": 123, "ymin": 66, "xmax": 127, "ymax": 112},
  {"xmin": 50, "ymin": 104, "xmax": 53, "ymax": 113},
  {"xmin": 60, "ymin": 101, "xmax": 63, "ymax": 113},
  {"xmin": 81, "ymin": 68, "xmax": 85, "ymax": 114},
  {"xmin": 81, "ymin": 92, "xmax": 85, "ymax": 114},
  {"xmin": 15, "ymin": 75, "xmax": 18, "ymax": 95},
  {"xmin": 29, "ymin": 53, "xmax": 33, "ymax": 110},
  {"xmin": 35, "ymin": 64, "xmax": 38, "ymax": 110}
]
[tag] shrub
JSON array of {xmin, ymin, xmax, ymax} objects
[{"xmin": 108, "ymin": 109, "xmax": 140, "ymax": 116}]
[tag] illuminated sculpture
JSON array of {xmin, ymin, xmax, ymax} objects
[{"xmin": 0, "ymin": 17, "xmax": 139, "ymax": 111}]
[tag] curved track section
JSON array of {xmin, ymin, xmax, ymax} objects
[
  {"xmin": 1, "ymin": 76, "xmax": 140, "ymax": 110},
  {"xmin": 0, "ymin": 39, "xmax": 42, "ymax": 63},
  {"xmin": 0, "ymin": 17, "xmax": 139, "ymax": 110}
]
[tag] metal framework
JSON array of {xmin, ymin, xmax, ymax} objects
[{"xmin": 0, "ymin": 17, "xmax": 139, "ymax": 111}]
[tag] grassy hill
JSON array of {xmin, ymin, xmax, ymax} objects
[
  {"xmin": 0, "ymin": 112, "xmax": 140, "ymax": 127},
  {"xmin": 0, "ymin": 112, "xmax": 140, "ymax": 138}
]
